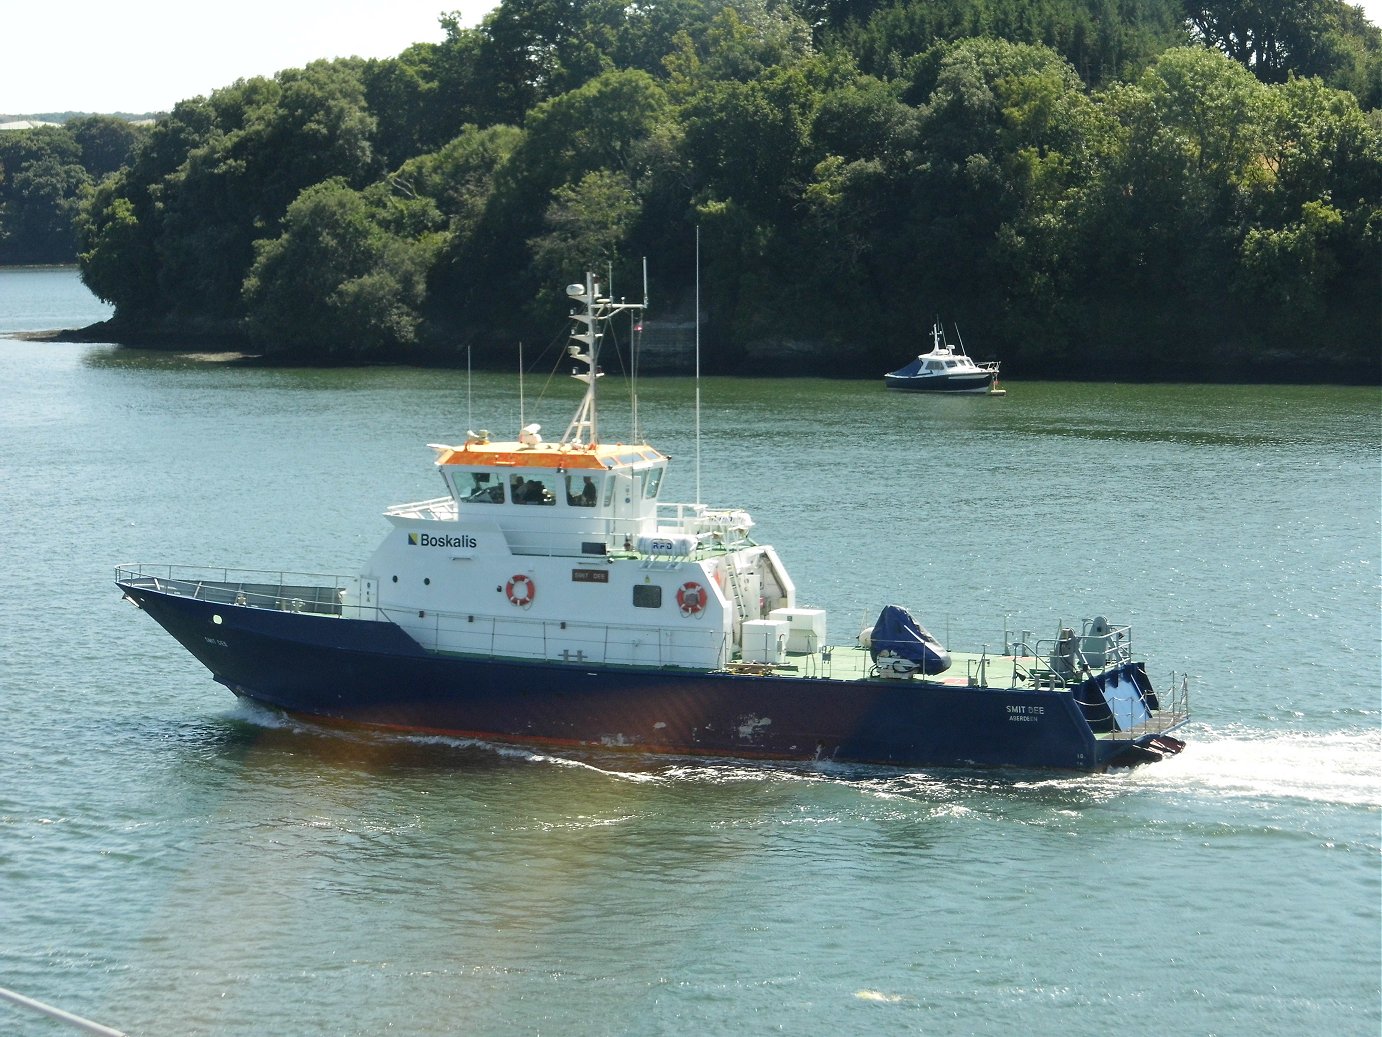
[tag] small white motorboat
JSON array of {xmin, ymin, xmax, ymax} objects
[{"xmin": 884, "ymin": 322, "xmax": 1002, "ymax": 393}]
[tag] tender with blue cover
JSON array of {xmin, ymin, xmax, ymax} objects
[{"xmin": 870, "ymin": 605, "xmax": 952, "ymax": 674}]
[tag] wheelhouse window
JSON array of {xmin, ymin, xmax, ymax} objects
[
  {"xmin": 511, "ymin": 474, "xmax": 555, "ymax": 505},
  {"xmin": 461, "ymin": 472, "xmax": 504, "ymax": 503},
  {"xmin": 643, "ymin": 467, "xmax": 663, "ymax": 499},
  {"xmin": 565, "ymin": 474, "xmax": 600, "ymax": 507},
  {"xmin": 632, "ymin": 585, "xmax": 662, "ymax": 608}
]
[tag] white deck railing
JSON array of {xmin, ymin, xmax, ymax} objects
[{"xmin": 116, "ymin": 564, "xmax": 377, "ymax": 619}]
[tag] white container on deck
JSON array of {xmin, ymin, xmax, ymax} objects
[
  {"xmin": 742, "ymin": 619, "xmax": 789, "ymax": 664},
  {"xmin": 769, "ymin": 607, "xmax": 827, "ymax": 654}
]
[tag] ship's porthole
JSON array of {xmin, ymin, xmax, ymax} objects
[
  {"xmin": 392, "ymin": 575, "xmax": 399, "ymax": 583},
  {"xmin": 424, "ymin": 578, "xmax": 431, "ymax": 586},
  {"xmin": 212, "ymin": 614, "xmax": 223, "ymax": 625}
]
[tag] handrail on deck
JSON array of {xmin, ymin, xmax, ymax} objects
[
  {"xmin": 116, "ymin": 564, "xmax": 375, "ymax": 619},
  {"xmin": 384, "ymin": 495, "xmax": 457, "ymax": 520},
  {"xmin": 388, "ymin": 603, "xmax": 733, "ymax": 669},
  {"xmin": 655, "ymin": 502, "xmax": 754, "ymax": 539},
  {"xmin": 1159, "ymin": 671, "xmax": 1192, "ymax": 724}
]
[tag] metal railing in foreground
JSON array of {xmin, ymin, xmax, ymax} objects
[{"xmin": 0, "ymin": 984, "xmax": 127, "ymax": 1037}]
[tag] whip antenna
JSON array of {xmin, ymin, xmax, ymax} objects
[{"xmin": 695, "ymin": 225, "xmax": 702, "ymax": 506}]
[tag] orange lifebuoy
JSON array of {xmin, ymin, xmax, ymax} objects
[
  {"xmin": 676, "ymin": 581, "xmax": 708, "ymax": 617},
  {"xmin": 506, "ymin": 574, "xmax": 536, "ymax": 607}
]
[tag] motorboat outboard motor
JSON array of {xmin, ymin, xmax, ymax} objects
[{"xmin": 868, "ymin": 604, "xmax": 952, "ymax": 678}]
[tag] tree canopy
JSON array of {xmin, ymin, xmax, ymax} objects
[
  {"xmin": 5, "ymin": 0, "xmax": 1376, "ymax": 380},
  {"xmin": 0, "ymin": 117, "xmax": 147, "ymax": 263}
]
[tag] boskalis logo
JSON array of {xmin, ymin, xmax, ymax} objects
[{"xmin": 408, "ymin": 532, "xmax": 477, "ymax": 549}]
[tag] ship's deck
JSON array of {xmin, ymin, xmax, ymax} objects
[
  {"xmin": 732, "ymin": 644, "xmax": 1020, "ymax": 685},
  {"xmin": 732, "ymin": 645, "xmax": 1190, "ymax": 741},
  {"xmin": 116, "ymin": 565, "xmax": 1190, "ymax": 742}
]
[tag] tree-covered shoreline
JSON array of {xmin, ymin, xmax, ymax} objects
[{"xmin": 4, "ymin": 1, "xmax": 1380, "ymax": 383}]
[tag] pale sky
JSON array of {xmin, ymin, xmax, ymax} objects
[
  {"xmin": 4, "ymin": 0, "xmax": 1380, "ymax": 116},
  {"xmin": 2, "ymin": 1, "xmax": 496, "ymax": 115}
]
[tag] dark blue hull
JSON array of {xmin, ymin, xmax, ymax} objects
[
  {"xmin": 121, "ymin": 582, "xmax": 1174, "ymax": 772},
  {"xmin": 883, "ymin": 372, "xmax": 997, "ymax": 392}
]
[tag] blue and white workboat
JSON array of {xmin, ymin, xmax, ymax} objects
[
  {"xmin": 117, "ymin": 275, "xmax": 1186, "ymax": 771},
  {"xmin": 884, "ymin": 321, "xmax": 1002, "ymax": 393}
]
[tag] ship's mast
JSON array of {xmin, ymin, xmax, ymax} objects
[{"xmin": 560, "ymin": 271, "xmax": 645, "ymax": 447}]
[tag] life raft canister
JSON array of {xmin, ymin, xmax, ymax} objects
[
  {"xmin": 506, "ymin": 574, "xmax": 536, "ymax": 607},
  {"xmin": 677, "ymin": 581, "xmax": 708, "ymax": 617}
]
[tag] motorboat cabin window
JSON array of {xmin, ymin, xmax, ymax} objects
[
  {"xmin": 565, "ymin": 474, "xmax": 600, "ymax": 507},
  {"xmin": 643, "ymin": 467, "xmax": 663, "ymax": 500},
  {"xmin": 632, "ymin": 584, "xmax": 662, "ymax": 608},
  {"xmin": 462, "ymin": 472, "xmax": 504, "ymax": 503},
  {"xmin": 925, "ymin": 361, "xmax": 941, "ymax": 372},
  {"xmin": 944, "ymin": 360, "xmax": 958, "ymax": 368},
  {"xmin": 511, "ymin": 474, "xmax": 555, "ymax": 505}
]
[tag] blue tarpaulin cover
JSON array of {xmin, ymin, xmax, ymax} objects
[{"xmin": 870, "ymin": 605, "xmax": 952, "ymax": 675}]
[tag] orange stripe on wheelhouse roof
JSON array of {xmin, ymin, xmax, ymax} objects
[{"xmin": 435, "ymin": 442, "xmax": 665, "ymax": 470}]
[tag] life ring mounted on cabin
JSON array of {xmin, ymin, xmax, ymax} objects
[
  {"xmin": 677, "ymin": 581, "xmax": 708, "ymax": 618},
  {"xmin": 506, "ymin": 574, "xmax": 536, "ymax": 608}
]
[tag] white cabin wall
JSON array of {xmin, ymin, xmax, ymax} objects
[{"xmin": 370, "ymin": 527, "xmax": 732, "ymax": 668}]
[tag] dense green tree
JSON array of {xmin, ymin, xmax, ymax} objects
[
  {"xmin": 392, "ymin": 123, "xmax": 524, "ymax": 237},
  {"xmin": 1186, "ymin": 0, "xmax": 1333, "ymax": 80},
  {"xmin": 810, "ymin": 73, "xmax": 915, "ymax": 164},
  {"xmin": 792, "ymin": 72, "xmax": 920, "ymax": 342},
  {"xmin": 0, "ymin": 124, "xmax": 89, "ymax": 262},
  {"xmin": 3, "ymin": 154, "xmax": 90, "ymax": 262},
  {"xmin": 512, "ymin": 67, "xmax": 671, "ymax": 199},
  {"xmin": 65, "ymin": 116, "xmax": 147, "ymax": 178},
  {"xmin": 1048, "ymin": 46, "xmax": 1381, "ymax": 375},
  {"xmin": 1255, "ymin": 73, "xmax": 1382, "ymax": 224},
  {"xmin": 838, "ymin": 0, "xmax": 1187, "ymax": 88},
  {"xmin": 452, "ymin": 0, "xmax": 629, "ymax": 125},
  {"xmin": 1322, "ymin": 2, "xmax": 1382, "ymax": 109},
  {"xmin": 79, "ymin": 62, "xmax": 379, "ymax": 333},
  {"xmin": 1238, "ymin": 197, "xmax": 1344, "ymax": 313},
  {"xmin": 1186, "ymin": 0, "xmax": 1382, "ymax": 103},
  {"xmin": 363, "ymin": 44, "xmax": 448, "ymax": 167},
  {"xmin": 607, "ymin": 0, "xmax": 734, "ymax": 76},
  {"xmin": 243, "ymin": 178, "xmax": 441, "ymax": 356},
  {"xmin": 0, "ymin": 125, "xmax": 82, "ymax": 192},
  {"xmin": 234, "ymin": 61, "xmax": 379, "ymax": 220},
  {"xmin": 77, "ymin": 100, "xmax": 219, "ymax": 318},
  {"xmin": 439, "ymin": 67, "xmax": 671, "ymax": 332},
  {"xmin": 77, "ymin": 190, "xmax": 156, "ymax": 315},
  {"xmin": 527, "ymin": 168, "xmax": 640, "ymax": 282},
  {"xmin": 904, "ymin": 39, "xmax": 1090, "ymax": 325},
  {"xmin": 1234, "ymin": 73, "xmax": 1382, "ymax": 355},
  {"xmin": 682, "ymin": 58, "xmax": 838, "ymax": 221}
]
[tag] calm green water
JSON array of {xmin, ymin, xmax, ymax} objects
[{"xmin": 1, "ymin": 268, "xmax": 1378, "ymax": 1036}]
